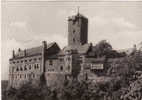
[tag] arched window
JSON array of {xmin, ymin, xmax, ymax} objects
[
  {"xmin": 20, "ymin": 67, "xmax": 23, "ymax": 71},
  {"xmin": 16, "ymin": 67, "xmax": 19, "ymax": 71},
  {"xmin": 34, "ymin": 64, "xmax": 37, "ymax": 69},
  {"xmin": 24, "ymin": 65, "xmax": 27, "ymax": 70},
  {"xmin": 60, "ymin": 66, "xmax": 63, "ymax": 71},
  {"xmin": 36, "ymin": 64, "xmax": 39, "ymax": 69}
]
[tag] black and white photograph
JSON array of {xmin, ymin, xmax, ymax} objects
[{"xmin": 1, "ymin": 0, "xmax": 142, "ymax": 100}]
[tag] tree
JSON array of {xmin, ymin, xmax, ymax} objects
[
  {"xmin": 93, "ymin": 40, "xmax": 112, "ymax": 57},
  {"xmin": 93, "ymin": 40, "xmax": 126, "ymax": 58}
]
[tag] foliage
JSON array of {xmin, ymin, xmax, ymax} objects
[
  {"xmin": 5, "ymin": 82, "xmax": 53, "ymax": 100},
  {"xmin": 93, "ymin": 40, "xmax": 126, "ymax": 58},
  {"xmin": 4, "ymin": 51, "xmax": 142, "ymax": 100}
]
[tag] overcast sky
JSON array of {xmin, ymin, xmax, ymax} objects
[{"xmin": 1, "ymin": 1, "xmax": 142, "ymax": 80}]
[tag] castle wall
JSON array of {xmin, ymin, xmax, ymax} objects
[
  {"xmin": 9, "ymin": 55, "xmax": 42, "ymax": 88},
  {"xmin": 45, "ymin": 58, "xmax": 66, "ymax": 87}
]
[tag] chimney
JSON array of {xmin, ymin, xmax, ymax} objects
[
  {"xmin": 42, "ymin": 41, "xmax": 47, "ymax": 49},
  {"xmin": 12, "ymin": 50, "xmax": 15, "ymax": 58},
  {"xmin": 42, "ymin": 41, "xmax": 47, "ymax": 73}
]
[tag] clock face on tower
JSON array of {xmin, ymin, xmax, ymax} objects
[{"xmin": 68, "ymin": 13, "xmax": 88, "ymax": 46}]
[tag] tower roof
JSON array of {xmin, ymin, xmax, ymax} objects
[{"xmin": 68, "ymin": 12, "xmax": 87, "ymax": 21}]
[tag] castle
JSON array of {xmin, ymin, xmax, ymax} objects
[{"xmin": 9, "ymin": 12, "xmax": 142, "ymax": 88}]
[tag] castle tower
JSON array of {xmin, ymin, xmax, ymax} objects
[{"xmin": 68, "ymin": 12, "xmax": 88, "ymax": 46}]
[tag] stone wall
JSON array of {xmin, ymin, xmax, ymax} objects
[
  {"xmin": 9, "ymin": 55, "xmax": 42, "ymax": 88},
  {"xmin": 68, "ymin": 14, "xmax": 88, "ymax": 46}
]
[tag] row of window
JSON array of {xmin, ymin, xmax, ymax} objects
[
  {"xmin": 47, "ymin": 66, "xmax": 70, "ymax": 72},
  {"xmin": 12, "ymin": 73, "xmax": 37, "ymax": 79},
  {"xmin": 48, "ymin": 58, "xmax": 70, "ymax": 66},
  {"xmin": 47, "ymin": 66, "xmax": 63, "ymax": 72},
  {"xmin": 12, "ymin": 63, "xmax": 40, "ymax": 72},
  {"xmin": 11, "ymin": 57, "xmax": 41, "ymax": 64}
]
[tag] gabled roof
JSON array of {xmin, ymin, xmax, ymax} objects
[
  {"xmin": 25, "ymin": 46, "xmax": 43, "ymax": 56},
  {"xmin": 12, "ymin": 42, "xmax": 59, "ymax": 59},
  {"xmin": 46, "ymin": 42, "xmax": 57, "ymax": 50},
  {"xmin": 68, "ymin": 13, "xmax": 88, "ymax": 21}
]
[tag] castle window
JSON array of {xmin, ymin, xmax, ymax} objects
[
  {"xmin": 20, "ymin": 67, "xmax": 23, "ymax": 71},
  {"xmin": 16, "ymin": 67, "xmax": 19, "ymax": 71},
  {"xmin": 25, "ymin": 60, "xmax": 27, "ymax": 62},
  {"xmin": 21, "ymin": 60, "xmax": 23, "ymax": 63},
  {"xmin": 33, "ymin": 74, "xmax": 35, "ymax": 78},
  {"xmin": 34, "ymin": 58, "xmax": 37, "ymax": 61},
  {"xmin": 15, "ymin": 75, "xmax": 17, "ymax": 79},
  {"xmin": 73, "ymin": 38, "xmax": 75, "ymax": 43},
  {"xmin": 24, "ymin": 65, "xmax": 27, "ymax": 70},
  {"xmin": 49, "ymin": 60, "xmax": 53, "ymax": 65},
  {"xmin": 60, "ymin": 66, "xmax": 63, "ymax": 71},
  {"xmin": 59, "ymin": 58, "xmax": 63, "ymax": 62},
  {"xmin": 20, "ymin": 74, "xmax": 22, "ymax": 78},
  {"xmin": 17, "ymin": 61, "xmax": 19, "ymax": 63},
  {"xmin": 39, "ymin": 58, "xmax": 41, "ymax": 60},
  {"xmin": 25, "ymin": 74, "xmax": 26, "ymax": 78},
  {"xmin": 13, "ymin": 61, "xmax": 15, "ymax": 64},
  {"xmin": 34, "ymin": 64, "xmax": 37, "ymax": 69},
  {"xmin": 29, "ymin": 65, "xmax": 31, "ymax": 70},
  {"xmin": 73, "ymin": 30, "xmax": 75, "ymax": 34},
  {"xmin": 36, "ymin": 64, "xmax": 39, "ymax": 69},
  {"xmin": 67, "ymin": 57, "xmax": 70, "ymax": 61},
  {"xmin": 29, "ymin": 59, "xmax": 32, "ymax": 62}
]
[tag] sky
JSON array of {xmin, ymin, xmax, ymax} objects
[{"xmin": 1, "ymin": 1, "xmax": 142, "ymax": 80}]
